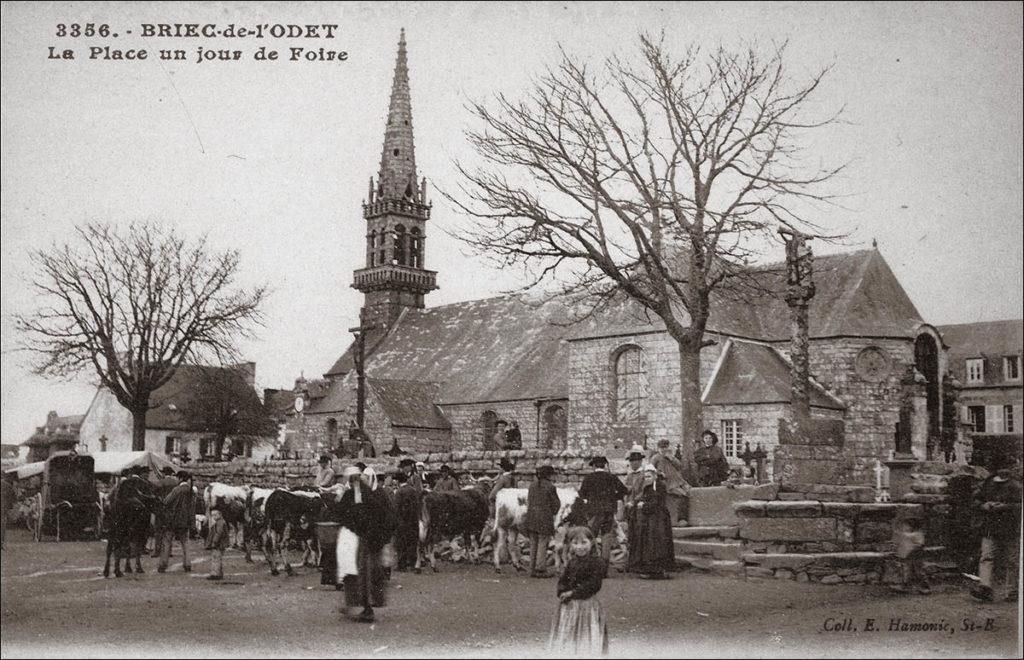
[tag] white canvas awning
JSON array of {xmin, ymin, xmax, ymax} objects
[
  {"xmin": 5, "ymin": 461, "xmax": 44, "ymax": 480},
  {"xmin": 88, "ymin": 451, "xmax": 180, "ymax": 475}
]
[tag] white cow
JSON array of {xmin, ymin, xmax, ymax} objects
[{"xmin": 492, "ymin": 487, "xmax": 578, "ymax": 574}]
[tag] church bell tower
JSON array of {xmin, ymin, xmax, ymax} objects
[{"xmin": 351, "ymin": 29, "xmax": 438, "ymax": 330}]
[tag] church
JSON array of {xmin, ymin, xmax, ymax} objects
[{"xmin": 281, "ymin": 32, "xmax": 958, "ymax": 485}]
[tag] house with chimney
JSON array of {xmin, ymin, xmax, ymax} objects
[
  {"xmin": 23, "ymin": 411, "xmax": 84, "ymax": 463},
  {"xmin": 78, "ymin": 362, "xmax": 278, "ymax": 462}
]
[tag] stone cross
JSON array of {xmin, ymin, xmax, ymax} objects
[{"xmin": 779, "ymin": 228, "xmax": 816, "ymax": 433}]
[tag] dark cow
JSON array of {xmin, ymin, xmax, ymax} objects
[
  {"xmin": 417, "ymin": 484, "xmax": 490, "ymax": 572},
  {"xmin": 260, "ymin": 489, "xmax": 326, "ymax": 576},
  {"xmin": 103, "ymin": 477, "xmax": 161, "ymax": 578}
]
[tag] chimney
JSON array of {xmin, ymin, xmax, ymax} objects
[{"xmin": 233, "ymin": 361, "xmax": 256, "ymax": 389}]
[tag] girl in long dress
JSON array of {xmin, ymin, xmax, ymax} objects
[{"xmin": 549, "ymin": 526, "xmax": 610, "ymax": 656}]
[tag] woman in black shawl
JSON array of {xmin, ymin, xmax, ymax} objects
[
  {"xmin": 337, "ymin": 467, "xmax": 395, "ymax": 623},
  {"xmin": 628, "ymin": 464, "xmax": 675, "ymax": 579}
]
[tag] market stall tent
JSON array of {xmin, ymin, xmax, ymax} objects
[{"xmin": 89, "ymin": 451, "xmax": 180, "ymax": 475}]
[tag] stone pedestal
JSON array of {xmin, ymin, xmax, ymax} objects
[
  {"xmin": 774, "ymin": 418, "xmax": 852, "ymax": 487},
  {"xmin": 884, "ymin": 455, "xmax": 918, "ymax": 502}
]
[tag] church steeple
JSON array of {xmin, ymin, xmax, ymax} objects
[
  {"xmin": 375, "ymin": 28, "xmax": 421, "ymax": 203},
  {"xmin": 352, "ymin": 30, "xmax": 437, "ymax": 331}
]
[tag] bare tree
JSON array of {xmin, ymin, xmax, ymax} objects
[
  {"xmin": 180, "ymin": 364, "xmax": 278, "ymax": 459},
  {"xmin": 447, "ymin": 34, "xmax": 845, "ymax": 469},
  {"xmin": 15, "ymin": 222, "xmax": 267, "ymax": 451}
]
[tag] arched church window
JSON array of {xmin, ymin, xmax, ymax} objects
[
  {"xmin": 481, "ymin": 410, "xmax": 498, "ymax": 450},
  {"xmin": 404, "ymin": 182, "xmax": 415, "ymax": 200},
  {"xmin": 409, "ymin": 228, "xmax": 421, "ymax": 268},
  {"xmin": 614, "ymin": 345, "xmax": 647, "ymax": 422},
  {"xmin": 393, "ymin": 225, "xmax": 407, "ymax": 265},
  {"xmin": 543, "ymin": 405, "xmax": 567, "ymax": 449},
  {"xmin": 368, "ymin": 230, "xmax": 377, "ymax": 267}
]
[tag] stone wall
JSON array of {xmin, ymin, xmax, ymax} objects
[
  {"xmin": 440, "ymin": 400, "xmax": 546, "ymax": 451},
  {"xmin": 703, "ymin": 404, "xmax": 844, "ymax": 480},
  {"xmin": 568, "ymin": 331, "xmax": 727, "ymax": 453},
  {"xmin": 805, "ymin": 337, "xmax": 916, "ymax": 484},
  {"xmin": 185, "ymin": 449, "xmax": 630, "ymax": 491}
]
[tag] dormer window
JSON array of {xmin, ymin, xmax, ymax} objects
[
  {"xmin": 965, "ymin": 358, "xmax": 984, "ymax": 385},
  {"xmin": 1004, "ymin": 356, "xmax": 1021, "ymax": 382}
]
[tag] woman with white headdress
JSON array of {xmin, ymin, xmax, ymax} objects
[
  {"xmin": 629, "ymin": 463, "xmax": 674, "ymax": 580},
  {"xmin": 336, "ymin": 465, "xmax": 394, "ymax": 622}
]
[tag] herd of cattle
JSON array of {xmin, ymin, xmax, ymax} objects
[{"xmin": 99, "ymin": 475, "xmax": 626, "ymax": 579}]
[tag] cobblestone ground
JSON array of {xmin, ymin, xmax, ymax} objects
[{"xmin": 1, "ymin": 529, "xmax": 1019, "ymax": 658}]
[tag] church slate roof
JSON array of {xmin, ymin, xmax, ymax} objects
[
  {"xmin": 321, "ymin": 248, "xmax": 921, "ymax": 408},
  {"xmin": 702, "ymin": 339, "xmax": 846, "ymax": 410},
  {"xmin": 567, "ymin": 249, "xmax": 925, "ymax": 341},
  {"xmin": 368, "ymin": 379, "xmax": 451, "ymax": 429}
]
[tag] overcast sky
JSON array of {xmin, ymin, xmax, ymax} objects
[{"xmin": 2, "ymin": 1, "xmax": 1022, "ymax": 444}]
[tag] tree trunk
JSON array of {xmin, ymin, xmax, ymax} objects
[
  {"xmin": 678, "ymin": 342, "xmax": 702, "ymax": 484},
  {"xmin": 131, "ymin": 407, "xmax": 147, "ymax": 452}
]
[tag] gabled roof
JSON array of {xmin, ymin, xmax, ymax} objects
[
  {"xmin": 938, "ymin": 320, "xmax": 1023, "ymax": 358},
  {"xmin": 702, "ymin": 339, "xmax": 846, "ymax": 409},
  {"xmin": 322, "ymin": 249, "xmax": 920, "ymax": 406},
  {"xmin": 937, "ymin": 319, "xmax": 1023, "ymax": 384},
  {"xmin": 25, "ymin": 411, "xmax": 83, "ymax": 446},
  {"xmin": 144, "ymin": 364, "xmax": 272, "ymax": 435},
  {"xmin": 328, "ymin": 295, "xmax": 575, "ymax": 402},
  {"xmin": 368, "ymin": 379, "xmax": 451, "ymax": 429}
]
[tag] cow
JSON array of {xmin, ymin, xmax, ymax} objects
[
  {"xmin": 492, "ymin": 486, "xmax": 578, "ymax": 574},
  {"xmin": 259, "ymin": 489, "xmax": 326, "ymax": 576},
  {"xmin": 242, "ymin": 486, "xmax": 277, "ymax": 562},
  {"xmin": 416, "ymin": 483, "xmax": 490, "ymax": 572},
  {"xmin": 202, "ymin": 483, "xmax": 249, "ymax": 549},
  {"xmin": 103, "ymin": 477, "xmax": 161, "ymax": 578}
]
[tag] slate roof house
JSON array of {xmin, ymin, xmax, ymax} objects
[
  {"xmin": 284, "ymin": 32, "xmax": 955, "ymax": 484},
  {"xmin": 78, "ymin": 362, "xmax": 277, "ymax": 461},
  {"xmin": 24, "ymin": 411, "xmax": 84, "ymax": 463},
  {"xmin": 936, "ymin": 319, "xmax": 1022, "ymax": 466}
]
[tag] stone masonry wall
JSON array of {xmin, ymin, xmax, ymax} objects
[
  {"xmin": 440, "ymin": 400, "xmax": 549, "ymax": 451},
  {"xmin": 703, "ymin": 404, "xmax": 844, "ymax": 480},
  {"xmin": 186, "ymin": 449, "xmax": 627, "ymax": 492},
  {"xmin": 805, "ymin": 337, "xmax": 916, "ymax": 484},
  {"xmin": 568, "ymin": 331, "xmax": 727, "ymax": 453}
]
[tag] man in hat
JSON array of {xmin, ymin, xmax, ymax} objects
[
  {"xmin": 150, "ymin": 467, "xmax": 180, "ymax": 558},
  {"xmin": 652, "ymin": 439, "xmax": 690, "ymax": 526},
  {"xmin": 971, "ymin": 463, "xmax": 1022, "ymax": 602},
  {"xmin": 489, "ymin": 457, "xmax": 517, "ymax": 510},
  {"xmin": 490, "ymin": 420, "xmax": 508, "ymax": 451},
  {"xmin": 398, "ymin": 458, "xmax": 422, "ymax": 493},
  {"xmin": 523, "ymin": 465, "xmax": 560, "ymax": 578},
  {"xmin": 623, "ymin": 444, "xmax": 646, "ymax": 510},
  {"xmin": 578, "ymin": 456, "xmax": 629, "ymax": 564},
  {"xmin": 315, "ymin": 455, "xmax": 337, "ymax": 489},
  {"xmin": 434, "ymin": 465, "xmax": 458, "ymax": 492},
  {"xmin": 503, "ymin": 421, "xmax": 523, "ymax": 451},
  {"xmin": 158, "ymin": 471, "xmax": 195, "ymax": 573}
]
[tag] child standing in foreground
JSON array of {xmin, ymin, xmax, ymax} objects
[
  {"xmin": 205, "ymin": 507, "xmax": 228, "ymax": 581},
  {"xmin": 549, "ymin": 526, "xmax": 609, "ymax": 656},
  {"xmin": 895, "ymin": 516, "xmax": 930, "ymax": 594}
]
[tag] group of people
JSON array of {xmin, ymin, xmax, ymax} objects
[{"xmin": 486, "ymin": 419, "xmax": 523, "ymax": 451}]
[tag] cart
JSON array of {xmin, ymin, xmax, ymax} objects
[{"xmin": 34, "ymin": 451, "xmax": 100, "ymax": 541}]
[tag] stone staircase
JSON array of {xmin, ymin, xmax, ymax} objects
[{"xmin": 672, "ymin": 525, "xmax": 744, "ymax": 576}]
